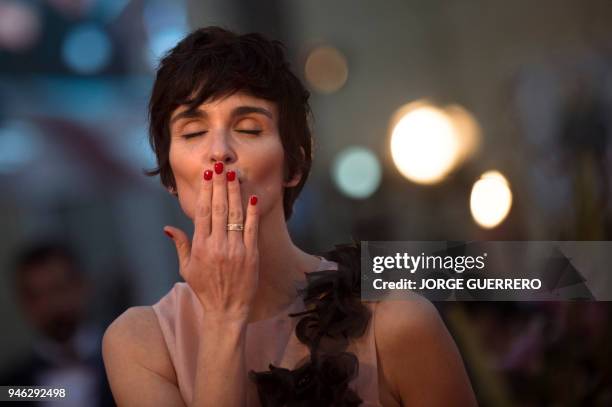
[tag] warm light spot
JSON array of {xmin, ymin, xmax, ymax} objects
[
  {"xmin": 389, "ymin": 101, "xmax": 481, "ymax": 185},
  {"xmin": 470, "ymin": 170, "xmax": 513, "ymax": 229},
  {"xmin": 390, "ymin": 104, "xmax": 458, "ymax": 184},
  {"xmin": 445, "ymin": 104, "xmax": 481, "ymax": 165},
  {"xmin": 304, "ymin": 45, "xmax": 348, "ymax": 94}
]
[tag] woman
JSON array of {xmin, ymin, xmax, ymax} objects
[{"xmin": 102, "ymin": 26, "xmax": 477, "ymax": 407}]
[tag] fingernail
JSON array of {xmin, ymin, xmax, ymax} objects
[
  {"xmin": 164, "ymin": 229, "xmax": 173, "ymax": 238},
  {"xmin": 227, "ymin": 170, "xmax": 236, "ymax": 182},
  {"xmin": 214, "ymin": 162, "xmax": 224, "ymax": 174},
  {"xmin": 250, "ymin": 195, "xmax": 258, "ymax": 206},
  {"xmin": 203, "ymin": 170, "xmax": 213, "ymax": 181}
]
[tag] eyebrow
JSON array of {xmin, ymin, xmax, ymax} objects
[{"xmin": 170, "ymin": 105, "xmax": 273, "ymax": 126}]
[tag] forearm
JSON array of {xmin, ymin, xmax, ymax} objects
[{"xmin": 192, "ymin": 316, "xmax": 248, "ymax": 407}]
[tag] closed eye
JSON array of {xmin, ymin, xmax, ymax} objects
[
  {"xmin": 181, "ymin": 129, "xmax": 261, "ymax": 139},
  {"xmin": 182, "ymin": 131, "xmax": 207, "ymax": 139}
]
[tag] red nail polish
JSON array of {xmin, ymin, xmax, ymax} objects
[
  {"xmin": 214, "ymin": 162, "xmax": 224, "ymax": 174},
  {"xmin": 203, "ymin": 170, "xmax": 213, "ymax": 181},
  {"xmin": 227, "ymin": 170, "xmax": 236, "ymax": 182},
  {"xmin": 250, "ymin": 195, "xmax": 258, "ymax": 205},
  {"xmin": 164, "ymin": 230, "xmax": 173, "ymax": 238}
]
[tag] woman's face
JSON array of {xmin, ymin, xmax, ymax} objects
[{"xmin": 168, "ymin": 92, "xmax": 293, "ymax": 221}]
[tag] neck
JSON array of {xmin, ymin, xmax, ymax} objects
[{"xmin": 247, "ymin": 203, "xmax": 321, "ymax": 323}]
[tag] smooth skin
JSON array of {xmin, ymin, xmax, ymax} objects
[{"xmin": 102, "ymin": 92, "xmax": 477, "ymax": 406}]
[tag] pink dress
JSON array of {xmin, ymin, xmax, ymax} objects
[{"xmin": 152, "ymin": 257, "xmax": 382, "ymax": 406}]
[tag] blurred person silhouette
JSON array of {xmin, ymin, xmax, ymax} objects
[
  {"xmin": 558, "ymin": 75, "xmax": 611, "ymax": 239},
  {"xmin": 1, "ymin": 242, "xmax": 115, "ymax": 407}
]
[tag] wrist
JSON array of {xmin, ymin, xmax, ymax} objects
[
  {"xmin": 200, "ymin": 313, "xmax": 247, "ymax": 352},
  {"xmin": 201, "ymin": 310, "xmax": 249, "ymax": 329}
]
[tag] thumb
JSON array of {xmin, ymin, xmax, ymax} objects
[{"xmin": 163, "ymin": 226, "xmax": 191, "ymax": 267}]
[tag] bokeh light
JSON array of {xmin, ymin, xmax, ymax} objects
[
  {"xmin": 0, "ymin": 121, "xmax": 44, "ymax": 173},
  {"xmin": 332, "ymin": 146, "xmax": 381, "ymax": 199},
  {"xmin": 304, "ymin": 45, "xmax": 348, "ymax": 94},
  {"xmin": 0, "ymin": 1, "xmax": 41, "ymax": 52},
  {"xmin": 62, "ymin": 23, "xmax": 112, "ymax": 74},
  {"xmin": 470, "ymin": 170, "xmax": 513, "ymax": 229},
  {"xmin": 389, "ymin": 101, "xmax": 481, "ymax": 185},
  {"xmin": 445, "ymin": 104, "xmax": 481, "ymax": 166},
  {"xmin": 390, "ymin": 103, "xmax": 459, "ymax": 184}
]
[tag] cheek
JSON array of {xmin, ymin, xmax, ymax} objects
[
  {"xmin": 169, "ymin": 145, "xmax": 200, "ymax": 218},
  {"xmin": 169, "ymin": 144, "xmax": 189, "ymax": 179},
  {"xmin": 244, "ymin": 145, "xmax": 286, "ymax": 193},
  {"xmin": 169, "ymin": 143, "xmax": 201, "ymax": 185}
]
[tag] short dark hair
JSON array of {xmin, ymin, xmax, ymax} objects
[{"xmin": 145, "ymin": 26, "xmax": 313, "ymax": 221}]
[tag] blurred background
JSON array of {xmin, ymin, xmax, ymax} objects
[{"xmin": 1, "ymin": 0, "xmax": 611, "ymax": 405}]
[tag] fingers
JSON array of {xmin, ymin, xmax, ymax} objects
[
  {"xmin": 243, "ymin": 195, "xmax": 259, "ymax": 253},
  {"xmin": 226, "ymin": 169, "xmax": 244, "ymax": 247},
  {"xmin": 175, "ymin": 163, "xmax": 255, "ymax": 255},
  {"xmin": 163, "ymin": 226, "xmax": 191, "ymax": 270},
  {"xmin": 211, "ymin": 162, "xmax": 228, "ymax": 241},
  {"xmin": 193, "ymin": 169, "xmax": 213, "ymax": 245}
]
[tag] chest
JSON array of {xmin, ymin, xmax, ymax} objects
[
  {"xmin": 164, "ymin": 304, "xmax": 399, "ymax": 406},
  {"xmin": 244, "ymin": 318, "xmax": 398, "ymax": 407}
]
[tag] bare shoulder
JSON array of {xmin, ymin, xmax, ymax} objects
[
  {"xmin": 103, "ymin": 306, "xmax": 177, "ymax": 384},
  {"xmin": 102, "ymin": 306, "xmax": 185, "ymax": 406},
  {"xmin": 374, "ymin": 294, "xmax": 444, "ymax": 345},
  {"xmin": 373, "ymin": 295, "xmax": 477, "ymax": 406}
]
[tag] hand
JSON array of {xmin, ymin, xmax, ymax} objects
[{"xmin": 163, "ymin": 162, "xmax": 260, "ymax": 322}]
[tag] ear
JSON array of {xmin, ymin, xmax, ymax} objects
[
  {"xmin": 283, "ymin": 147, "xmax": 306, "ymax": 188},
  {"xmin": 283, "ymin": 171, "xmax": 302, "ymax": 188}
]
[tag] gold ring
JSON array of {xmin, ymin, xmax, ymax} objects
[{"xmin": 227, "ymin": 223, "xmax": 244, "ymax": 231}]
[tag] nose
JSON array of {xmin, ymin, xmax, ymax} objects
[{"xmin": 207, "ymin": 131, "xmax": 236, "ymax": 165}]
